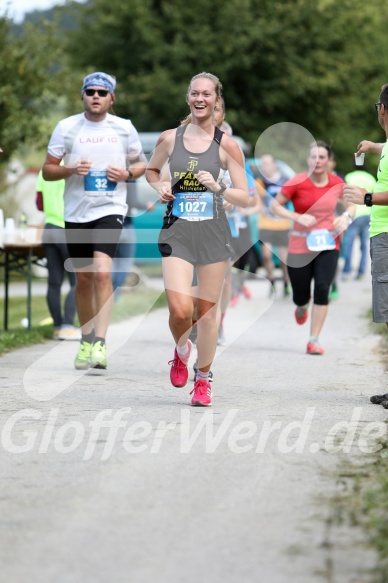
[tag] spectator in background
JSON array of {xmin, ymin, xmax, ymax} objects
[
  {"xmin": 327, "ymin": 151, "xmax": 345, "ymax": 181},
  {"xmin": 112, "ymin": 181, "xmax": 154, "ymax": 301},
  {"xmin": 343, "ymin": 82, "xmax": 388, "ymax": 407},
  {"xmin": 36, "ymin": 169, "xmax": 79, "ymax": 340},
  {"xmin": 210, "ymin": 104, "xmax": 260, "ymax": 338},
  {"xmin": 229, "ymin": 163, "xmax": 261, "ymax": 308},
  {"xmin": 327, "ymin": 151, "xmax": 346, "ymax": 300},
  {"xmin": 341, "ymin": 170, "xmax": 376, "ymax": 280},
  {"xmin": 255, "ymin": 154, "xmax": 291, "ymax": 297}
]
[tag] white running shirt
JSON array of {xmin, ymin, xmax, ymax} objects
[{"xmin": 47, "ymin": 112, "xmax": 143, "ymax": 222}]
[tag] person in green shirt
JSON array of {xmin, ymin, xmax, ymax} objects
[
  {"xmin": 342, "ymin": 170, "xmax": 376, "ymax": 280},
  {"xmin": 36, "ymin": 170, "xmax": 79, "ymax": 340},
  {"xmin": 343, "ymin": 82, "xmax": 388, "ymax": 407}
]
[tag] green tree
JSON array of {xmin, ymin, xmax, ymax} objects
[
  {"xmin": 0, "ymin": 17, "xmax": 68, "ymax": 165},
  {"xmin": 62, "ymin": 0, "xmax": 388, "ymax": 170}
]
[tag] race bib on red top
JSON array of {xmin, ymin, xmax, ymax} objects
[{"xmin": 306, "ymin": 229, "xmax": 336, "ymax": 251}]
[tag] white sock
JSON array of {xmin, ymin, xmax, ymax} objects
[
  {"xmin": 196, "ymin": 370, "xmax": 209, "ymax": 382},
  {"xmin": 176, "ymin": 341, "xmax": 190, "ymax": 360}
]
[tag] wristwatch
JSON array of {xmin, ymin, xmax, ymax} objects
[
  {"xmin": 217, "ymin": 182, "xmax": 227, "ymax": 196},
  {"xmin": 125, "ymin": 169, "xmax": 134, "ymax": 182},
  {"xmin": 364, "ymin": 192, "xmax": 373, "ymax": 207},
  {"xmin": 343, "ymin": 211, "xmax": 353, "ymax": 224}
]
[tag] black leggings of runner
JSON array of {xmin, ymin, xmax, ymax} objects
[
  {"xmin": 43, "ymin": 241, "xmax": 76, "ymax": 328},
  {"xmin": 287, "ymin": 250, "xmax": 339, "ymax": 306}
]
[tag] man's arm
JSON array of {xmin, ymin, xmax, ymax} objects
[
  {"xmin": 125, "ymin": 152, "xmax": 147, "ymax": 180},
  {"xmin": 42, "ymin": 153, "xmax": 91, "ymax": 181},
  {"xmin": 344, "ymin": 138, "xmax": 385, "ymax": 203},
  {"xmin": 357, "ymin": 140, "xmax": 385, "ymax": 156},
  {"xmin": 98, "ymin": 150, "xmax": 146, "ymax": 184},
  {"xmin": 344, "ymin": 185, "xmax": 388, "ymax": 205}
]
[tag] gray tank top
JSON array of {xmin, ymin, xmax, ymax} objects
[{"xmin": 165, "ymin": 125, "xmax": 226, "ymax": 223}]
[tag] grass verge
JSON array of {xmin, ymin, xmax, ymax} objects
[
  {"xmin": 364, "ymin": 321, "xmax": 388, "ymax": 580},
  {"xmin": 0, "ymin": 286, "xmax": 167, "ymax": 356},
  {"xmin": 363, "ymin": 442, "xmax": 388, "ymax": 580},
  {"xmin": 330, "ymin": 440, "xmax": 388, "ymax": 582},
  {"xmin": 329, "ymin": 317, "xmax": 388, "ymax": 582}
]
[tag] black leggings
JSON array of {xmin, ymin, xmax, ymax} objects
[
  {"xmin": 287, "ymin": 250, "xmax": 339, "ymax": 307},
  {"xmin": 43, "ymin": 224, "xmax": 76, "ymax": 328}
]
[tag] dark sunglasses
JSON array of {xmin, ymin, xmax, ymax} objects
[
  {"xmin": 375, "ymin": 102, "xmax": 382, "ymax": 111},
  {"xmin": 85, "ymin": 89, "xmax": 109, "ymax": 97}
]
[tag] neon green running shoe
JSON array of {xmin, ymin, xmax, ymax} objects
[
  {"xmin": 328, "ymin": 282, "xmax": 339, "ymax": 301},
  {"xmin": 90, "ymin": 341, "xmax": 107, "ymax": 369},
  {"xmin": 74, "ymin": 341, "xmax": 92, "ymax": 370}
]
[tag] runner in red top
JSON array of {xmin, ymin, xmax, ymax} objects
[{"xmin": 272, "ymin": 141, "xmax": 355, "ymax": 355}]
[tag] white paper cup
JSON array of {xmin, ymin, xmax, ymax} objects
[
  {"xmin": 354, "ymin": 152, "xmax": 365, "ymax": 167},
  {"xmin": 4, "ymin": 217, "xmax": 15, "ymax": 243}
]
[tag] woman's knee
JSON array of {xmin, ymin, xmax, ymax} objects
[
  {"xmin": 313, "ymin": 283, "xmax": 330, "ymax": 305},
  {"xmin": 292, "ymin": 286, "xmax": 311, "ymax": 306},
  {"xmin": 75, "ymin": 271, "xmax": 94, "ymax": 292},
  {"xmin": 169, "ymin": 304, "xmax": 193, "ymax": 326},
  {"xmin": 94, "ymin": 270, "xmax": 112, "ymax": 288},
  {"xmin": 196, "ymin": 305, "xmax": 217, "ymax": 327}
]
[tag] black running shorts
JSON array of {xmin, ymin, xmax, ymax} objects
[{"xmin": 65, "ymin": 214, "xmax": 124, "ymax": 268}]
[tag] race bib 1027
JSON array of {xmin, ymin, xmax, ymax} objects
[{"xmin": 172, "ymin": 191, "xmax": 213, "ymax": 221}]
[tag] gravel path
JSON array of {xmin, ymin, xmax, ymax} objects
[{"xmin": 0, "ymin": 273, "xmax": 386, "ymax": 583}]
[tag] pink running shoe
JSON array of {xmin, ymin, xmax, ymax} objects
[
  {"xmin": 168, "ymin": 340, "xmax": 192, "ymax": 387},
  {"xmin": 307, "ymin": 341, "xmax": 324, "ymax": 355},
  {"xmin": 190, "ymin": 378, "xmax": 212, "ymax": 406},
  {"xmin": 241, "ymin": 285, "xmax": 252, "ymax": 299},
  {"xmin": 230, "ymin": 295, "xmax": 239, "ymax": 307}
]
